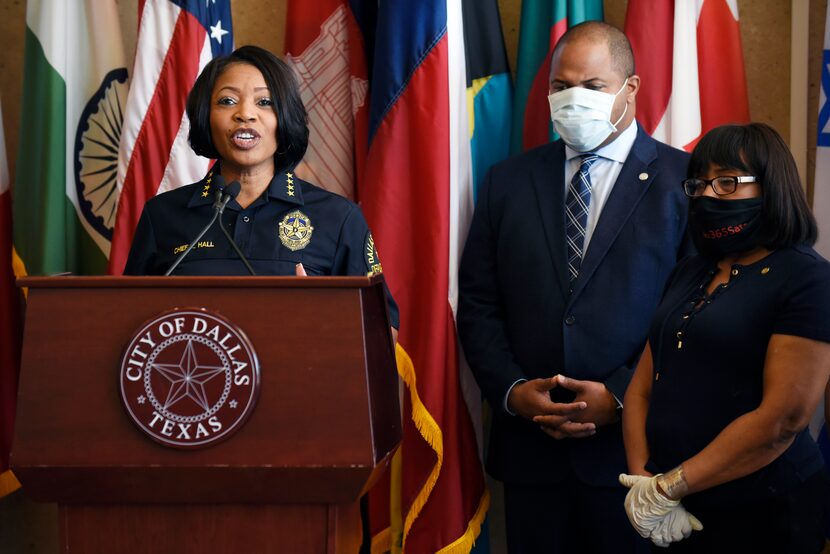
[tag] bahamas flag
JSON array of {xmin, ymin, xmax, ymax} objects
[
  {"xmin": 462, "ymin": 0, "xmax": 512, "ymax": 200},
  {"xmin": 510, "ymin": 0, "xmax": 603, "ymax": 153},
  {"xmin": 360, "ymin": 1, "xmax": 489, "ymax": 551},
  {"xmin": 13, "ymin": 0, "xmax": 128, "ymax": 276}
]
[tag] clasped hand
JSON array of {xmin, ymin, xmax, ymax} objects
[
  {"xmin": 618, "ymin": 474, "xmax": 703, "ymax": 547},
  {"xmin": 507, "ymin": 375, "xmax": 616, "ymax": 439}
]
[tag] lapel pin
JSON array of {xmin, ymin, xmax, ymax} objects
[{"xmin": 638, "ymin": 172, "xmax": 648, "ymax": 181}]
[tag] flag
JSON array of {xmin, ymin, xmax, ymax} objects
[
  {"xmin": 461, "ymin": 1, "xmax": 512, "ymax": 549},
  {"xmin": 360, "ymin": 1, "xmax": 489, "ymax": 551},
  {"xmin": 625, "ymin": 0, "xmax": 750, "ymax": 151},
  {"xmin": 510, "ymin": 0, "xmax": 603, "ymax": 153},
  {"xmin": 108, "ymin": 0, "xmax": 233, "ymax": 274},
  {"xmin": 13, "ymin": 0, "xmax": 128, "ymax": 276},
  {"xmin": 812, "ymin": 6, "xmax": 830, "ymax": 541},
  {"xmin": 463, "ymin": 0, "xmax": 512, "ymax": 200},
  {"xmin": 284, "ymin": 4, "xmax": 392, "ymax": 543},
  {"xmin": 0, "ymin": 98, "xmax": 23, "ymax": 497},
  {"xmin": 284, "ymin": 4, "xmax": 399, "ymax": 546},
  {"xmin": 815, "ymin": 0, "xmax": 830, "ymax": 259},
  {"xmin": 284, "ymin": 0, "xmax": 370, "ymax": 200}
]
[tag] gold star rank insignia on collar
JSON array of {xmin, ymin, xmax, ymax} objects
[
  {"xmin": 285, "ymin": 173, "xmax": 295, "ymax": 196},
  {"xmin": 278, "ymin": 210, "xmax": 313, "ymax": 251}
]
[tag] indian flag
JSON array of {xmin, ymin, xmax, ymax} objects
[{"xmin": 13, "ymin": 0, "xmax": 128, "ymax": 276}]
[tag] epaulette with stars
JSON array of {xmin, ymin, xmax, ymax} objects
[
  {"xmin": 286, "ymin": 172, "xmax": 295, "ymax": 197},
  {"xmin": 201, "ymin": 171, "xmax": 213, "ymax": 198}
]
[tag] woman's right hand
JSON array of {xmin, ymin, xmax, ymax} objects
[{"xmin": 619, "ymin": 473, "xmax": 703, "ymax": 547}]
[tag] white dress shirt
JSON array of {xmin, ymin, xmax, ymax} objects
[{"xmin": 564, "ymin": 120, "xmax": 638, "ymax": 253}]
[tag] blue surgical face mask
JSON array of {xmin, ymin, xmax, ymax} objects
[{"xmin": 547, "ymin": 79, "xmax": 628, "ymax": 152}]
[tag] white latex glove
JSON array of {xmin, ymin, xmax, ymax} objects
[
  {"xmin": 619, "ymin": 474, "xmax": 703, "ymax": 546},
  {"xmin": 619, "ymin": 473, "xmax": 678, "ymax": 537},
  {"xmin": 649, "ymin": 505, "xmax": 704, "ymax": 548}
]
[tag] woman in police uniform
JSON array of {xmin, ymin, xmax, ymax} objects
[
  {"xmin": 124, "ymin": 45, "xmax": 397, "ymax": 327},
  {"xmin": 618, "ymin": 123, "xmax": 830, "ymax": 552}
]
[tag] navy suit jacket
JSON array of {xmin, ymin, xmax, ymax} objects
[{"xmin": 458, "ymin": 126, "xmax": 691, "ymax": 487}]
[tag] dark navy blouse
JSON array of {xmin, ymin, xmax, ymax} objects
[{"xmin": 645, "ymin": 245, "xmax": 830, "ymax": 507}]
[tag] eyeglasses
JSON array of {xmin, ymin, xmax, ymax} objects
[{"xmin": 681, "ymin": 176, "xmax": 758, "ymax": 198}]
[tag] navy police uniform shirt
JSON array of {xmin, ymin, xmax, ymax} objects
[{"xmin": 124, "ymin": 170, "xmax": 399, "ymax": 328}]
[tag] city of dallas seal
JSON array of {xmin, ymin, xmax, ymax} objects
[{"xmin": 119, "ymin": 308, "xmax": 260, "ymax": 449}]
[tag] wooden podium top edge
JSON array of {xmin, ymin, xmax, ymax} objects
[{"xmin": 17, "ymin": 274, "xmax": 385, "ymax": 289}]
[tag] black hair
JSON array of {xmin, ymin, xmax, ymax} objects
[
  {"xmin": 551, "ymin": 21, "xmax": 635, "ymax": 78},
  {"xmin": 186, "ymin": 45, "xmax": 308, "ymax": 172},
  {"xmin": 688, "ymin": 123, "xmax": 817, "ymax": 248}
]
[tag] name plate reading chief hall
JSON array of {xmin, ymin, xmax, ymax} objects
[{"xmin": 119, "ymin": 308, "xmax": 261, "ymax": 449}]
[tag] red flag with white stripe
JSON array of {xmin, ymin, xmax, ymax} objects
[
  {"xmin": 625, "ymin": 0, "xmax": 749, "ymax": 151},
  {"xmin": 108, "ymin": 0, "xmax": 234, "ymax": 274},
  {"xmin": 0, "ymin": 98, "xmax": 22, "ymax": 496}
]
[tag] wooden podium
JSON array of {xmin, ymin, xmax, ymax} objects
[{"xmin": 11, "ymin": 276, "xmax": 400, "ymax": 553}]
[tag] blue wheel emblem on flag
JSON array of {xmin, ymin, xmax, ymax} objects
[{"xmin": 74, "ymin": 67, "xmax": 129, "ymax": 242}]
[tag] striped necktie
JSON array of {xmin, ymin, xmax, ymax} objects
[{"xmin": 565, "ymin": 153, "xmax": 598, "ymax": 287}]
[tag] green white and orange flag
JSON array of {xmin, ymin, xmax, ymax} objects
[{"xmin": 13, "ymin": 0, "xmax": 128, "ymax": 276}]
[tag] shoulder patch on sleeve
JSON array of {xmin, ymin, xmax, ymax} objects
[{"xmin": 365, "ymin": 232, "xmax": 383, "ymax": 276}]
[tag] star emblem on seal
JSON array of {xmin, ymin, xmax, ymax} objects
[{"xmin": 151, "ymin": 339, "xmax": 226, "ymax": 411}]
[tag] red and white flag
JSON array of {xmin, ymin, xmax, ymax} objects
[
  {"xmin": 108, "ymin": 0, "xmax": 234, "ymax": 274},
  {"xmin": 625, "ymin": 0, "xmax": 749, "ymax": 151},
  {"xmin": 284, "ymin": 1, "xmax": 369, "ymax": 200}
]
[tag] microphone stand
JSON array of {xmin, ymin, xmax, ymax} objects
[
  {"xmin": 217, "ymin": 210, "xmax": 256, "ymax": 276},
  {"xmin": 164, "ymin": 189, "xmax": 233, "ymax": 276}
]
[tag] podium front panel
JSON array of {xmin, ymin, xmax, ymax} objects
[{"xmin": 12, "ymin": 277, "xmax": 400, "ymax": 504}]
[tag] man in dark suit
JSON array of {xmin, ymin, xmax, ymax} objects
[{"xmin": 458, "ymin": 22, "xmax": 691, "ymax": 553}]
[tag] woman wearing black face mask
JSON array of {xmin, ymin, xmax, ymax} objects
[{"xmin": 618, "ymin": 123, "xmax": 830, "ymax": 552}]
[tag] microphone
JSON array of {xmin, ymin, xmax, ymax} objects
[
  {"xmin": 164, "ymin": 175, "xmax": 243, "ymax": 275},
  {"xmin": 215, "ymin": 181, "xmax": 257, "ymax": 276}
]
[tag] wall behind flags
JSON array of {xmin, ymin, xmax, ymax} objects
[{"xmin": 0, "ymin": 0, "xmax": 827, "ymax": 550}]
